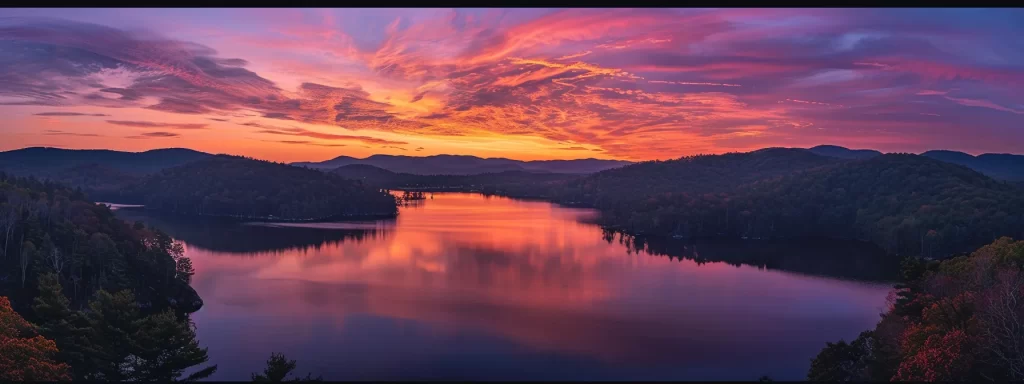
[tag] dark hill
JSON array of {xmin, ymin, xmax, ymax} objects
[
  {"xmin": 0, "ymin": 147, "xmax": 211, "ymax": 175},
  {"xmin": 808, "ymin": 145, "xmax": 882, "ymax": 160},
  {"xmin": 131, "ymin": 155, "xmax": 398, "ymax": 220},
  {"xmin": 922, "ymin": 150, "xmax": 1024, "ymax": 181},
  {"xmin": 610, "ymin": 154, "xmax": 1023, "ymax": 257},
  {"xmin": 553, "ymin": 147, "xmax": 840, "ymax": 206}
]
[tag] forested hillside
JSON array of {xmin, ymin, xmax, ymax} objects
[
  {"xmin": 0, "ymin": 171, "xmax": 216, "ymax": 380},
  {"xmin": 0, "ymin": 172, "xmax": 201, "ymax": 313},
  {"xmin": 582, "ymin": 154, "xmax": 1022, "ymax": 257},
  {"xmin": 132, "ymin": 155, "xmax": 398, "ymax": 220},
  {"xmin": 545, "ymin": 148, "xmax": 839, "ymax": 206},
  {"xmin": 809, "ymin": 237, "xmax": 1024, "ymax": 381}
]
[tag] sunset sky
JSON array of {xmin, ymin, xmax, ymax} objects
[{"xmin": 0, "ymin": 8, "xmax": 1021, "ymax": 162}]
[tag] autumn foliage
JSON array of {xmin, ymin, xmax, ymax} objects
[
  {"xmin": 809, "ymin": 237, "xmax": 1024, "ymax": 381},
  {"xmin": 0, "ymin": 296, "xmax": 71, "ymax": 381}
]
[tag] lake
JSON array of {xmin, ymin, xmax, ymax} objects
[{"xmin": 115, "ymin": 192, "xmax": 896, "ymax": 381}]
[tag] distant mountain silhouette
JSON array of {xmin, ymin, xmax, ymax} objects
[
  {"xmin": 294, "ymin": 154, "xmax": 631, "ymax": 175},
  {"xmin": 0, "ymin": 147, "xmax": 212, "ymax": 176},
  {"xmin": 517, "ymin": 158, "xmax": 635, "ymax": 174},
  {"xmin": 808, "ymin": 145, "xmax": 1024, "ymax": 181},
  {"xmin": 921, "ymin": 150, "xmax": 1024, "ymax": 181},
  {"xmin": 331, "ymin": 164, "xmax": 581, "ymax": 192},
  {"xmin": 331, "ymin": 164, "xmax": 407, "ymax": 185},
  {"xmin": 807, "ymin": 145, "xmax": 882, "ymax": 160}
]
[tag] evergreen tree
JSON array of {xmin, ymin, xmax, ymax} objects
[
  {"xmin": 83, "ymin": 290, "xmax": 140, "ymax": 381},
  {"xmin": 252, "ymin": 352, "xmax": 322, "ymax": 382},
  {"xmin": 129, "ymin": 309, "xmax": 217, "ymax": 381},
  {"xmin": 32, "ymin": 273, "xmax": 91, "ymax": 379}
]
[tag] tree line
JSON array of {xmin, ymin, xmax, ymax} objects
[{"xmin": 126, "ymin": 155, "xmax": 399, "ymax": 221}]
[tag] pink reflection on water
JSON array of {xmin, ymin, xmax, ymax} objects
[{"xmin": 185, "ymin": 192, "xmax": 892, "ymax": 379}]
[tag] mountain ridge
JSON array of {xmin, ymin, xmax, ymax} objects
[
  {"xmin": 292, "ymin": 154, "xmax": 632, "ymax": 175},
  {"xmin": 1, "ymin": 145, "xmax": 1021, "ymax": 180}
]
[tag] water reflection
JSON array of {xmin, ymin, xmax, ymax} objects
[
  {"xmin": 118, "ymin": 192, "xmax": 893, "ymax": 381},
  {"xmin": 115, "ymin": 210, "xmax": 393, "ymax": 254}
]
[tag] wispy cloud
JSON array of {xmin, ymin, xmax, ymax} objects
[
  {"xmin": 261, "ymin": 139, "xmax": 348, "ymax": 147},
  {"xmin": 35, "ymin": 112, "xmax": 109, "ymax": 117},
  {"xmin": 43, "ymin": 129, "xmax": 102, "ymax": 137},
  {"xmin": 126, "ymin": 132, "xmax": 181, "ymax": 139},
  {"xmin": 247, "ymin": 122, "xmax": 408, "ymax": 145},
  {"xmin": 107, "ymin": 120, "xmax": 208, "ymax": 129}
]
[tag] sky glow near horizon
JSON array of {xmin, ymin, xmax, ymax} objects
[{"xmin": 0, "ymin": 8, "xmax": 1021, "ymax": 162}]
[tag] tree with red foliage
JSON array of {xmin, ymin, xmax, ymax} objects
[
  {"xmin": 0, "ymin": 296, "xmax": 72, "ymax": 381},
  {"xmin": 894, "ymin": 329, "xmax": 975, "ymax": 381}
]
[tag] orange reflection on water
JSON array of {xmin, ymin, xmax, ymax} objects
[{"xmin": 190, "ymin": 193, "xmax": 623, "ymax": 312}]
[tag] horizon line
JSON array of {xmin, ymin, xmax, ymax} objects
[{"xmin": 2, "ymin": 145, "xmax": 1023, "ymax": 164}]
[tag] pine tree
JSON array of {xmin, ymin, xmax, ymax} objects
[
  {"xmin": 176, "ymin": 257, "xmax": 195, "ymax": 285},
  {"xmin": 83, "ymin": 290, "xmax": 140, "ymax": 381},
  {"xmin": 32, "ymin": 273, "xmax": 91, "ymax": 379},
  {"xmin": 129, "ymin": 310, "xmax": 217, "ymax": 382},
  {"xmin": 252, "ymin": 352, "xmax": 322, "ymax": 382}
]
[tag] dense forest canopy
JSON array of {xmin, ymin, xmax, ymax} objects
[
  {"xmin": 0, "ymin": 172, "xmax": 217, "ymax": 380},
  {"xmin": 0, "ymin": 172, "xmax": 201, "ymax": 314},
  {"xmin": 567, "ymin": 153, "xmax": 1022, "ymax": 258},
  {"xmin": 546, "ymin": 147, "xmax": 839, "ymax": 205},
  {"xmin": 0, "ymin": 295, "xmax": 71, "ymax": 381},
  {"xmin": 809, "ymin": 237, "xmax": 1024, "ymax": 381},
  {"xmin": 128, "ymin": 155, "xmax": 399, "ymax": 220}
]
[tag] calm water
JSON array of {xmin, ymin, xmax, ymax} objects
[{"xmin": 116, "ymin": 192, "xmax": 895, "ymax": 381}]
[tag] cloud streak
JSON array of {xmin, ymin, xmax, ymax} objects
[
  {"xmin": 43, "ymin": 129, "xmax": 102, "ymax": 137},
  {"xmin": 107, "ymin": 120, "xmax": 208, "ymax": 129},
  {"xmin": 126, "ymin": 131, "xmax": 181, "ymax": 139},
  {"xmin": 35, "ymin": 112, "xmax": 110, "ymax": 117}
]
